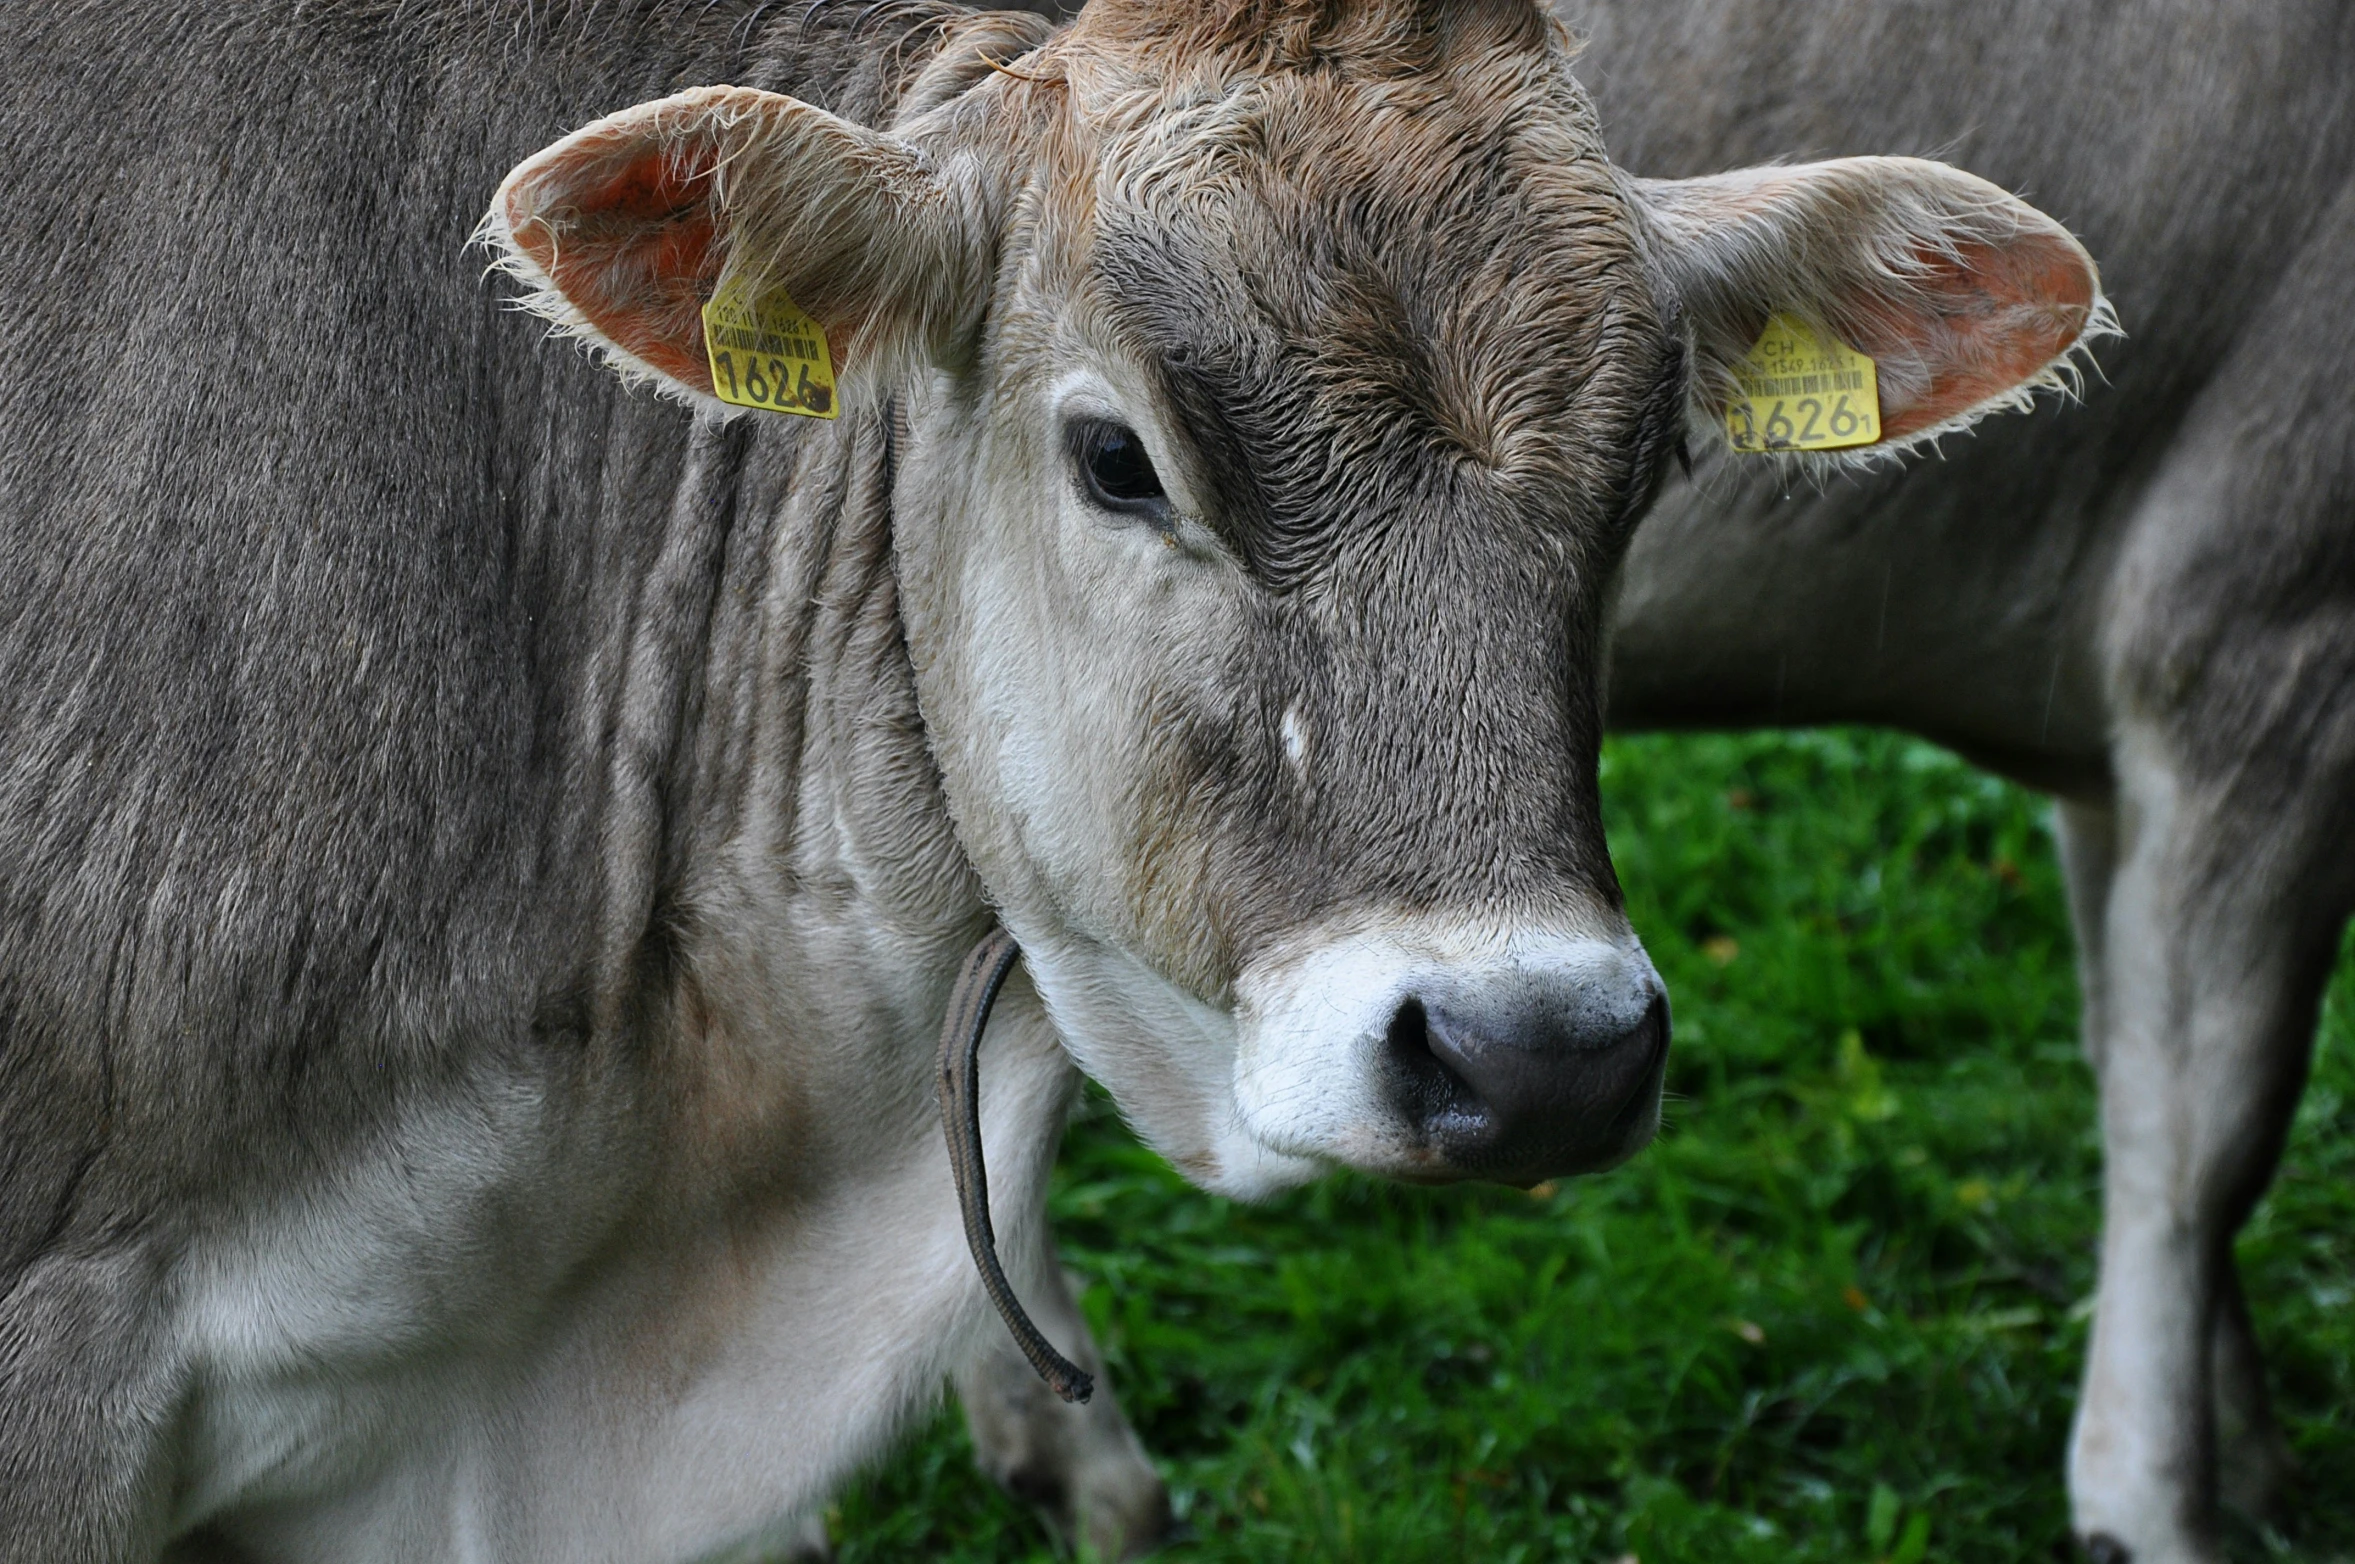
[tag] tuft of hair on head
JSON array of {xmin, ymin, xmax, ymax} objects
[{"xmin": 1062, "ymin": 0, "xmax": 1550, "ymax": 74}]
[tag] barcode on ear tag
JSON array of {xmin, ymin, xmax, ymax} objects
[
  {"xmin": 701, "ymin": 275, "xmax": 838, "ymax": 419},
  {"xmin": 1725, "ymin": 315, "xmax": 1880, "ymax": 453}
]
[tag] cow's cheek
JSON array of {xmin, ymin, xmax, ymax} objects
[
  {"xmin": 1013, "ymin": 924, "xmax": 1323, "ymax": 1199},
  {"xmin": 887, "ymin": 425, "xmax": 1155, "ymax": 942},
  {"xmin": 888, "ymin": 423, "xmax": 1054, "ymax": 905},
  {"xmin": 895, "ymin": 392, "xmax": 1259, "ymax": 1011},
  {"xmin": 1050, "ymin": 548, "xmax": 1243, "ymax": 961}
]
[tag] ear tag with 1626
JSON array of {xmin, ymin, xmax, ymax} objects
[
  {"xmin": 701, "ymin": 275, "xmax": 838, "ymax": 419},
  {"xmin": 1725, "ymin": 314, "xmax": 1879, "ymax": 453}
]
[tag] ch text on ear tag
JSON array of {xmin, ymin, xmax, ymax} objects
[
  {"xmin": 701, "ymin": 275, "xmax": 838, "ymax": 419},
  {"xmin": 1724, "ymin": 314, "xmax": 1880, "ymax": 453}
]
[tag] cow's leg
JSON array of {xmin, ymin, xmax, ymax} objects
[
  {"xmin": 2068, "ymin": 193, "xmax": 2355, "ymax": 1559},
  {"xmin": 2063, "ymin": 739, "xmax": 2341, "ymax": 1564},
  {"xmin": 2055, "ymin": 797, "xmax": 2120, "ymax": 1069},
  {"xmin": 2054, "ymin": 798, "xmax": 2296, "ymax": 1526},
  {"xmin": 955, "ymin": 1258, "xmax": 1173, "ymax": 1560}
]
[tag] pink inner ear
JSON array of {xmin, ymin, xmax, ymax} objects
[
  {"xmin": 1853, "ymin": 232, "xmax": 2098, "ymax": 442},
  {"xmin": 506, "ymin": 140, "xmax": 724, "ymax": 395}
]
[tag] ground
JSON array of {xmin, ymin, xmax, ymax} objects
[{"xmin": 821, "ymin": 731, "xmax": 2355, "ymax": 1562}]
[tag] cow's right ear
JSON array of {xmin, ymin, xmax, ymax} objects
[{"xmin": 484, "ymin": 85, "xmax": 993, "ymax": 411}]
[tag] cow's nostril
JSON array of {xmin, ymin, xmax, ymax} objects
[
  {"xmin": 1384, "ymin": 995, "xmax": 1429, "ymax": 1057},
  {"xmin": 1383, "ymin": 995, "xmax": 1480, "ymax": 1134},
  {"xmin": 1637, "ymin": 992, "xmax": 1671, "ymax": 1056}
]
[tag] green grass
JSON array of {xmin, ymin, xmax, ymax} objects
[{"xmin": 823, "ymin": 731, "xmax": 2355, "ymax": 1562}]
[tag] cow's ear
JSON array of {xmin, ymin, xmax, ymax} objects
[
  {"xmin": 1629, "ymin": 157, "xmax": 2108, "ymax": 453},
  {"xmin": 484, "ymin": 85, "xmax": 993, "ymax": 411}
]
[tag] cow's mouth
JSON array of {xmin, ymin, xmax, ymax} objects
[{"xmin": 942, "ymin": 922, "xmax": 1673, "ymax": 1399}]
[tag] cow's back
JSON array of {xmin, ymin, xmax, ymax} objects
[{"xmin": 1576, "ymin": 0, "xmax": 2355, "ymax": 788}]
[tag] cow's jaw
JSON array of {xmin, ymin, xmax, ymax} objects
[
  {"xmin": 1009, "ymin": 921, "xmax": 1322, "ymax": 1199},
  {"xmin": 1002, "ymin": 909, "xmax": 1668, "ymax": 1196}
]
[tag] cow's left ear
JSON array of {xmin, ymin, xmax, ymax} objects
[
  {"xmin": 484, "ymin": 85, "xmax": 996, "ymax": 411},
  {"xmin": 1628, "ymin": 157, "xmax": 2107, "ymax": 452}
]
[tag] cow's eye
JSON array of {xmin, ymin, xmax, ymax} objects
[{"xmin": 1071, "ymin": 420, "xmax": 1167, "ymax": 512}]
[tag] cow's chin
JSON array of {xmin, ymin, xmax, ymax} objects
[{"xmin": 1009, "ymin": 929, "xmax": 1326, "ymax": 1201}]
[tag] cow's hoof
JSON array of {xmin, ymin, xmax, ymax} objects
[
  {"xmin": 775, "ymin": 1510, "xmax": 834, "ymax": 1563},
  {"xmin": 2079, "ymin": 1534, "xmax": 2132, "ymax": 1564},
  {"xmin": 1005, "ymin": 1455, "xmax": 1177, "ymax": 1560},
  {"xmin": 2219, "ymin": 1425, "xmax": 2300, "ymax": 1524}
]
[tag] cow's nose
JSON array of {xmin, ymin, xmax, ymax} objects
[{"xmin": 1383, "ymin": 985, "xmax": 1669, "ymax": 1183}]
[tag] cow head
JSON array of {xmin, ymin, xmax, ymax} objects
[{"xmin": 488, "ymin": 0, "xmax": 2099, "ymax": 1196}]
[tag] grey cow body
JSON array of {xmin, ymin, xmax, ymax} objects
[
  {"xmin": 1582, "ymin": 4, "xmax": 2355, "ymax": 1558},
  {"xmin": 1588, "ymin": 0, "xmax": 2355, "ymax": 792},
  {"xmin": 0, "ymin": 6, "xmax": 1066, "ymax": 1557}
]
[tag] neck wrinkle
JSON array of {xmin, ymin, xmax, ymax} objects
[
  {"xmin": 589, "ymin": 416, "xmax": 756, "ymax": 1037},
  {"xmin": 687, "ymin": 406, "xmax": 990, "ymax": 1053}
]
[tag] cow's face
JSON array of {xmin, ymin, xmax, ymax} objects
[{"xmin": 492, "ymin": 1, "xmax": 2099, "ymax": 1195}]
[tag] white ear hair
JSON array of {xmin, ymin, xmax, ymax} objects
[
  {"xmin": 1627, "ymin": 157, "xmax": 2113, "ymax": 460},
  {"xmin": 481, "ymin": 84, "xmax": 1006, "ymax": 416}
]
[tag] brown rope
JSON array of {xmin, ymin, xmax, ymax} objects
[{"xmin": 938, "ymin": 926, "xmax": 1095, "ymax": 1405}]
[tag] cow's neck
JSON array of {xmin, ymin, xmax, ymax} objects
[
  {"xmin": 761, "ymin": 403, "xmax": 991, "ymax": 990},
  {"xmin": 617, "ymin": 405, "xmax": 1002, "ymax": 1198},
  {"xmin": 160, "ymin": 16, "xmax": 1068, "ymax": 1551},
  {"xmin": 166, "ymin": 393, "xmax": 1068, "ymax": 1560}
]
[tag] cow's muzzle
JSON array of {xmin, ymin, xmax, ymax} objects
[{"xmin": 1231, "ymin": 920, "xmax": 1670, "ymax": 1184}]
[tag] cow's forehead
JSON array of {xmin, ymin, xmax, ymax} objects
[
  {"xmin": 1014, "ymin": 35, "xmax": 1669, "ymax": 586},
  {"xmin": 1083, "ymin": 212, "xmax": 1665, "ymax": 589},
  {"xmin": 1053, "ymin": 0, "xmax": 1609, "ymax": 205},
  {"xmin": 1055, "ymin": 0, "xmax": 1562, "ymax": 81}
]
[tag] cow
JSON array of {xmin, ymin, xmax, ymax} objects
[
  {"xmin": 1583, "ymin": 7, "xmax": 2355, "ymax": 1561},
  {"xmin": 964, "ymin": 5, "xmax": 2355, "ymax": 1561},
  {"xmin": 0, "ymin": 2, "xmax": 2099, "ymax": 1559}
]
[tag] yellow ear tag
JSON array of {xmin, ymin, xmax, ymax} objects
[
  {"xmin": 700, "ymin": 275, "xmax": 839, "ymax": 419},
  {"xmin": 1724, "ymin": 314, "xmax": 1880, "ymax": 453}
]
